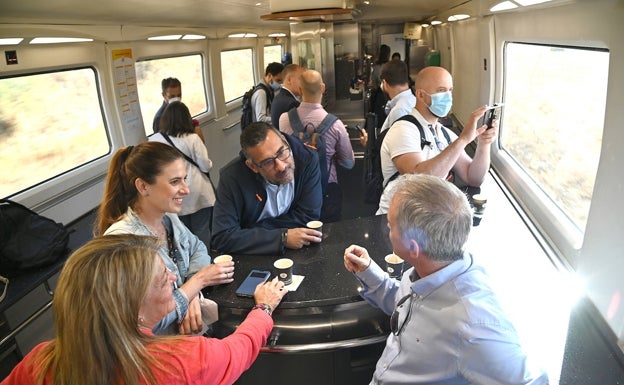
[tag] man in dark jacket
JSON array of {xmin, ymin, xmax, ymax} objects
[
  {"xmin": 270, "ymin": 64, "xmax": 304, "ymax": 130},
  {"xmin": 211, "ymin": 122, "xmax": 323, "ymax": 255}
]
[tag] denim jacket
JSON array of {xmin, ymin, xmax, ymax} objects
[{"xmin": 104, "ymin": 207, "xmax": 211, "ymax": 334}]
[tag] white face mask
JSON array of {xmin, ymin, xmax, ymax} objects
[{"xmin": 168, "ymin": 97, "xmax": 181, "ymax": 104}]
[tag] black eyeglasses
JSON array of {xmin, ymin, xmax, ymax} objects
[
  {"xmin": 390, "ymin": 293, "xmax": 414, "ymax": 336},
  {"xmin": 254, "ymin": 143, "xmax": 291, "ymax": 170}
]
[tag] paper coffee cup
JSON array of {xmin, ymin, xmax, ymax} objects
[
  {"xmin": 274, "ymin": 258, "xmax": 293, "ymax": 285},
  {"xmin": 384, "ymin": 253, "xmax": 404, "ymax": 279},
  {"xmin": 213, "ymin": 254, "xmax": 233, "ymax": 264},
  {"xmin": 306, "ymin": 220, "xmax": 323, "ymax": 234}
]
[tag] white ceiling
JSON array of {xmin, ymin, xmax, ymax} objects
[{"xmin": 0, "ymin": 0, "xmax": 467, "ymax": 29}]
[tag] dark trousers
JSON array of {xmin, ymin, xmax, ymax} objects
[
  {"xmin": 321, "ymin": 183, "xmax": 343, "ymax": 223},
  {"xmin": 179, "ymin": 206, "xmax": 213, "ymax": 251}
]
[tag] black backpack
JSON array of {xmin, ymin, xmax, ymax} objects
[
  {"xmin": 287, "ymin": 108, "xmax": 338, "ymax": 194},
  {"xmin": 0, "ymin": 199, "xmax": 70, "ymax": 275},
  {"xmin": 362, "ymin": 114, "xmax": 451, "ymax": 204},
  {"xmin": 240, "ymin": 83, "xmax": 271, "ymax": 131}
]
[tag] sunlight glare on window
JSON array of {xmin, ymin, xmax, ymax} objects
[
  {"xmin": 502, "ymin": 43, "xmax": 608, "ymax": 231},
  {"xmin": 0, "ymin": 68, "xmax": 109, "ymax": 197},
  {"xmin": 135, "ymin": 54, "xmax": 208, "ymax": 137},
  {"xmin": 220, "ymin": 49, "xmax": 255, "ymax": 103}
]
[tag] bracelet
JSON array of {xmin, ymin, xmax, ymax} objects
[{"xmin": 252, "ymin": 303, "xmax": 273, "ymax": 316}]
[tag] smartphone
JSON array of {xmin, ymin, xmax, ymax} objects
[
  {"xmin": 479, "ymin": 103, "xmax": 504, "ymax": 129},
  {"xmin": 235, "ymin": 270, "xmax": 271, "ymax": 297}
]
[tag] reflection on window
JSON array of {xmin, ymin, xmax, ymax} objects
[
  {"xmin": 264, "ymin": 45, "xmax": 282, "ymax": 69},
  {"xmin": 502, "ymin": 43, "xmax": 608, "ymax": 231},
  {"xmin": 221, "ymin": 49, "xmax": 255, "ymax": 103},
  {"xmin": 0, "ymin": 68, "xmax": 109, "ymax": 198},
  {"xmin": 135, "ymin": 54, "xmax": 208, "ymax": 137}
]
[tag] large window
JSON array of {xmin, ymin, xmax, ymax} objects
[
  {"xmin": 264, "ymin": 45, "xmax": 282, "ymax": 68},
  {"xmin": 135, "ymin": 54, "xmax": 208, "ymax": 136},
  {"xmin": 220, "ymin": 48, "xmax": 255, "ymax": 103},
  {"xmin": 501, "ymin": 43, "xmax": 608, "ymax": 233},
  {"xmin": 0, "ymin": 68, "xmax": 109, "ymax": 198}
]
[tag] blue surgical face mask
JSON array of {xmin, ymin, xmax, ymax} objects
[
  {"xmin": 168, "ymin": 96, "xmax": 181, "ymax": 104},
  {"xmin": 270, "ymin": 81, "xmax": 282, "ymax": 91},
  {"xmin": 426, "ymin": 91, "xmax": 452, "ymax": 117}
]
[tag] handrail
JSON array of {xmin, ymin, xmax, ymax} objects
[
  {"xmin": 222, "ymin": 121, "xmax": 239, "ymax": 131},
  {"xmin": 259, "ymin": 334, "xmax": 387, "ymax": 353}
]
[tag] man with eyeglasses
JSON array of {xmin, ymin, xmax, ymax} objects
[
  {"xmin": 376, "ymin": 66, "xmax": 499, "ymax": 215},
  {"xmin": 344, "ymin": 174, "xmax": 548, "ymax": 384},
  {"xmin": 211, "ymin": 122, "xmax": 323, "ymax": 255}
]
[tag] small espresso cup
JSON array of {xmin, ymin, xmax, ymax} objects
[
  {"xmin": 213, "ymin": 254, "xmax": 233, "ymax": 264},
  {"xmin": 274, "ymin": 258, "xmax": 294, "ymax": 285},
  {"xmin": 306, "ymin": 220, "xmax": 323, "ymax": 234},
  {"xmin": 385, "ymin": 253, "xmax": 404, "ymax": 279}
]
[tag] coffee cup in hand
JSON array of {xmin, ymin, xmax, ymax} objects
[
  {"xmin": 385, "ymin": 253, "xmax": 404, "ymax": 279},
  {"xmin": 213, "ymin": 254, "xmax": 233, "ymax": 264}
]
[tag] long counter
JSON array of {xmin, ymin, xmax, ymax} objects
[{"xmin": 204, "ymin": 214, "xmax": 394, "ymax": 384}]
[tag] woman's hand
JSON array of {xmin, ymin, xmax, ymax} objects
[
  {"xmin": 254, "ymin": 277, "xmax": 287, "ymax": 310},
  {"xmin": 179, "ymin": 295, "xmax": 202, "ymax": 334},
  {"xmin": 197, "ymin": 261, "xmax": 235, "ymax": 287}
]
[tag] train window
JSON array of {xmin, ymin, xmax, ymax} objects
[
  {"xmin": 220, "ymin": 48, "xmax": 254, "ymax": 103},
  {"xmin": 135, "ymin": 54, "xmax": 208, "ymax": 136},
  {"xmin": 264, "ymin": 45, "xmax": 282, "ymax": 68},
  {"xmin": 501, "ymin": 42, "xmax": 608, "ymax": 233},
  {"xmin": 0, "ymin": 67, "xmax": 109, "ymax": 198}
]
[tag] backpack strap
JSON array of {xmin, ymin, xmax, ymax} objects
[
  {"xmin": 256, "ymin": 83, "xmax": 273, "ymax": 106},
  {"xmin": 161, "ymin": 133, "xmax": 216, "ymax": 191},
  {"xmin": 288, "ymin": 108, "xmax": 305, "ymax": 134},
  {"xmin": 395, "ymin": 114, "xmax": 430, "ymax": 150}
]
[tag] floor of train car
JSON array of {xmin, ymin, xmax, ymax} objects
[{"xmin": 327, "ymin": 97, "xmax": 378, "ymax": 220}]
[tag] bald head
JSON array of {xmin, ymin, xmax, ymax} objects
[
  {"xmin": 300, "ymin": 69, "xmax": 325, "ymax": 103},
  {"xmin": 415, "ymin": 66, "xmax": 452, "ymax": 94}
]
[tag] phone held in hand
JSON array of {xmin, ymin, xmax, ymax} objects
[
  {"xmin": 479, "ymin": 103, "xmax": 504, "ymax": 129},
  {"xmin": 235, "ymin": 270, "xmax": 271, "ymax": 297}
]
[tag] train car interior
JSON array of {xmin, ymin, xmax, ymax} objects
[{"xmin": 1, "ymin": 0, "xmax": 624, "ymax": 383}]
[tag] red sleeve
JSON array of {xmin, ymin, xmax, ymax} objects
[
  {"xmin": 152, "ymin": 309, "xmax": 274, "ymax": 385},
  {"xmin": 1, "ymin": 343, "xmax": 49, "ymax": 385}
]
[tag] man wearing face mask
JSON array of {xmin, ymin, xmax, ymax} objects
[
  {"xmin": 153, "ymin": 77, "xmax": 182, "ymax": 134},
  {"xmin": 251, "ymin": 62, "xmax": 284, "ymax": 125},
  {"xmin": 376, "ymin": 66, "xmax": 498, "ymax": 215}
]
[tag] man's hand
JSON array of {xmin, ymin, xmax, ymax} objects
[
  {"xmin": 344, "ymin": 244, "xmax": 372, "ymax": 273},
  {"xmin": 285, "ymin": 228, "xmax": 322, "ymax": 249}
]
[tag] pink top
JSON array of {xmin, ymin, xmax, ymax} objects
[{"xmin": 1, "ymin": 310, "xmax": 273, "ymax": 385}]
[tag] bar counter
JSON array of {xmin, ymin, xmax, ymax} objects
[{"xmin": 206, "ymin": 214, "xmax": 394, "ymax": 351}]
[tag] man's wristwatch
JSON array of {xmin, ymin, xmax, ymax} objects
[
  {"xmin": 252, "ymin": 303, "xmax": 273, "ymax": 316},
  {"xmin": 281, "ymin": 230, "xmax": 288, "ymax": 248}
]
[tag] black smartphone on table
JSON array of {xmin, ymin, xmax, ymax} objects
[{"xmin": 235, "ymin": 270, "xmax": 271, "ymax": 297}]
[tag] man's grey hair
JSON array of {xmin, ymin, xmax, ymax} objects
[{"xmin": 391, "ymin": 174, "xmax": 472, "ymax": 262}]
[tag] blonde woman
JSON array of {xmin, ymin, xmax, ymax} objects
[{"xmin": 2, "ymin": 234, "xmax": 286, "ymax": 385}]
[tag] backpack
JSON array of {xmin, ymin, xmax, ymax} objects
[
  {"xmin": 0, "ymin": 199, "xmax": 70, "ymax": 275},
  {"xmin": 362, "ymin": 114, "xmax": 451, "ymax": 204},
  {"xmin": 287, "ymin": 108, "xmax": 338, "ymax": 194},
  {"xmin": 240, "ymin": 83, "xmax": 271, "ymax": 131}
]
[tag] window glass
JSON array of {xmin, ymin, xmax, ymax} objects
[
  {"xmin": 0, "ymin": 68, "xmax": 109, "ymax": 198},
  {"xmin": 264, "ymin": 45, "xmax": 282, "ymax": 68},
  {"xmin": 502, "ymin": 43, "xmax": 608, "ymax": 231},
  {"xmin": 221, "ymin": 48, "xmax": 255, "ymax": 103},
  {"xmin": 135, "ymin": 54, "xmax": 207, "ymax": 136}
]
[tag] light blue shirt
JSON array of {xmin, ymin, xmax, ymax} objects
[
  {"xmin": 380, "ymin": 89, "xmax": 416, "ymax": 133},
  {"xmin": 355, "ymin": 253, "xmax": 548, "ymax": 385},
  {"xmin": 104, "ymin": 207, "xmax": 211, "ymax": 334},
  {"xmin": 257, "ymin": 179, "xmax": 294, "ymax": 222}
]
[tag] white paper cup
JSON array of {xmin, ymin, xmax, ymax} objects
[
  {"xmin": 274, "ymin": 258, "xmax": 293, "ymax": 285},
  {"xmin": 213, "ymin": 254, "xmax": 233, "ymax": 264}
]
